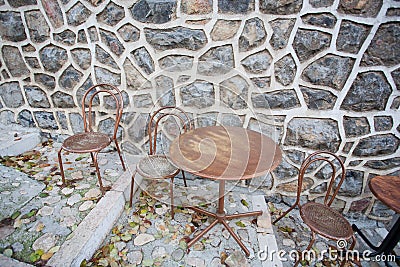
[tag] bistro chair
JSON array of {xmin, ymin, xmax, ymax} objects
[
  {"xmin": 273, "ymin": 151, "xmax": 358, "ymax": 266},
  {"xmin": 129, "ymin": 106, "xmax": 193, "ymax": 219},
  {"xmin": 58, "ymin": 83, "xmax": 126, "ymax": 194}
]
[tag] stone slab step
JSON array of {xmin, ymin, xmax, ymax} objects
[{"xmin": 0, "ymin": 124, "xmax": 42, "ymax": 157}]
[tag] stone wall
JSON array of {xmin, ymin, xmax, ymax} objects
[{"xmin": 0, "ymin": 0, "xmax": 399, "ymax": 218}]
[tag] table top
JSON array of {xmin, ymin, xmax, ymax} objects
[
  {"xmin": 369, "ymin": 175, "xmax": 400, "ymax": 214},
  {"xmin": 169, "ymin": 126, "xmax": 282, "ymax": 180}
]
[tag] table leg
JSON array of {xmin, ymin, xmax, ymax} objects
[
  {"xmin": 187, "ymin": 180, "xmax": 262, "ymax": 257},
  {"xmin": 352, "ymin": 216, "xmax": 400, "ymax": 258}
]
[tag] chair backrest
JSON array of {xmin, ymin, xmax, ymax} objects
[
  {"xmin": 295, "ymin": 151, "xmax": 346, "ymax": 207},
  {"xmin": 81, "ymin": 83, "xmax": 123, "ymax": 140},
  {"xmin": 148, "ymin": 106, "xmax": 193, "ymax": 155}
]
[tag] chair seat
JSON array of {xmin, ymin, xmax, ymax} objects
[
  {"xmin": 62, "ymin": 132, "xmax": 111, "ymax": 153},
  {"xmin": 137, "ymin": 155, "xmax": 180, "ymax": 179},
  {"xmin": 300, "ymin": 202, "xmax": 353, "ymax": 240}
]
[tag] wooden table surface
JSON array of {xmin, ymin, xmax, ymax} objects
[
  {"xmin": 369, "ymin": 175, "xmax": 400, "ymax": 214},
  {"xmin": 169, "ymin": 126, "xmax": 282, "ymax": 180}
]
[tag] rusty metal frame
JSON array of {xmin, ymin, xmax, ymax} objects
[
  {"xmin": 58, "ymin": 83, "xmax": 126, "ymax": 194},
  {"xmin": 130, "ymin": 106, "xmax": 193, "ymax": 219},
  {"xmin": 273, "ymin": 151, "xmax": 359, "ymax": 267}
]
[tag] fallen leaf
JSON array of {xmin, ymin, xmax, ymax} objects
[
  {"xmin": 235, "ymin": 221, "xmax": 246, "ymax": 227},
  {"xmin": 39, "ymin": 163, "xmax": 51, "ymax": 168},
  {"xmin": 29, "ymin": 252, "xmax": 40, "ymax": 263},
  {"xmin": 11, "ymin": 211, "xmax": 21, "ymax": 220},
  {"xmin": 41, "ymin": 252, "xmax": 53, "ymax": 261},
  {"xmin": 21, "ymin": 209, "xmax": 38, "ymax": 219},
  {"xmin": 241, "ymin": 199, "xmax": 249, "ymax": 208},
  {"xmin": 36, "ymin": 222, "xmax": 45, "ymax": 232},
  {"xmin": 279, "ymin": 226, "xmax": 295, "ymax": 233},
  {"xmin": 75, "ymin": 156, "xmax": 86, "ymax": 161},
  {"xmin": 220, "ymin": 252, "xmax": 228, "ymax": 264}
]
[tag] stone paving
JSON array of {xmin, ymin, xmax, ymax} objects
[
  {"xmin": 86, "ymin": 180, "xmax": 400, "ymax": 267},
  {"xmin": 0, "ymin": 133, "xmax": 399, "ymax": 267},
  {"xmin": 0, "ymin": 136, "xmax": 125, "ymax": 266},
  {"xmin": 85, "ymin": 181, "xmax": 269, "ymax": 267}
]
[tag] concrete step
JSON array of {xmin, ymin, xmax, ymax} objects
[{"xmin": 0, "ymin": 124, "xmax": 42, "ymax": 157}]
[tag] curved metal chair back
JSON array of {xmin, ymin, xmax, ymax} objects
[
  {"xmin": 130, "ymin": 106, "xmax": 193, "ymax": 219},
  {"xmin": 58, "ymin": 83, "xmax": 126, "ymax": 195},
  {"xmin": 274, "ymin": 150, "xmax": 346, "ymax": 224},
  {"xmin": 82, "ymin": 83, "xmax": 123, "ymax": 140},
  {"xmin": 147, "ymin": 106, "xmax": 193, "ymax": 155},
  {"xmin": 273, "ymin": 151, "xmax": 358, "ymax": 267},
  {"xmin": 297, "ymin": 151, "xmax": 346, "ymax": 207}
]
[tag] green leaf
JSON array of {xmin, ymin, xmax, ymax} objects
[
  {"xmin": 29, "ymin": 252, "xmax": 40, "ymax": 263},
  {"xmin": 300, "ymin": 260, "xmax": 308, "ymax": 266},
  {"xmin": 21, "ymin": 209, "xmax": 38, "ymax": 219},
  {"xmin": 235, "ymin": 221, "xmax": 246, "ymax": 227},
  {"xmin": 11, "ymin": 211, "xmax": 21, "ymax": 220},
  {"xmin": 267, "ymin": 203, "xmax": 276, "ymax": 213},
  {"xmin": 129, "ymin": 222, "xmax": 139, "ymax": 228},
  {"xmin": 35, "ymin": 249, "xmax": 44, "ymax": 256},
  {"xmin": 39, "ymin": 192, "xmax": 49, "ymax": 198},
  {"xmin": 139, "ymin": 208, "xmax": 147, "ymax": 215},
  {"xmin": 75, "ymin": 156, "xmax": 85, "ymax": 161},
  {"xmin": 278, "ymin": 226, "xmax": 294, "ymax": 233},
  {"xmin": 241, "ymin": 199, "xmax": 249, "ymax": 208}
]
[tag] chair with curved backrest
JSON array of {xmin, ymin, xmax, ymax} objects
[
  {"xmin": 129, "ymin": 106, "xmax": 193, "ymax": 219},
  {"xmin": 273, "ymin": 151, "xmax": 358, "ymax": 266},
  {"xmin": 58, "ymin": 83, "xmax": 126, "ymax": 194}
]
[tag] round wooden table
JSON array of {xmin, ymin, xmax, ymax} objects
[
  {"xmin": 352, "ymin": 175, "xmax": 400, "ymax": 259},
  {"xmin": 169, "ymin": 126, "xmax": 282, "ymax": 256}
]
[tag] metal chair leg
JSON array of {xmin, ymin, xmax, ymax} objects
[
  {"xmin": 295, "ymin": 232, "xmax": 316, "ymax": 267},
  {"xmin": 273, "ymin": 203, "xmax": 297, "ymax": 224},
  {"xmin": 114, "ymin": 139, "xmax": 126, "ymax": 171},
  {"xmin": 58, "ymin": 148, "xmax": 66, "ymax": 186},
  {"xmin": 170, "ymin": 177, "xmax": 174, "ymax": 219},
  {"xmin": 182, "ymin": 170, "xmax": 187, "ymax": 187},
  {"xmin": 340, "ymin": 236, "xmax": 361, "ymax": 267},
  {"xmin": 92, "ymin": 152, "xmax": 106, "ymax": 194}
]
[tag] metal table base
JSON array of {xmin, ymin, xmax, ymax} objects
[{"xmin": 187, "ymin": 180, "xmax": 262, "ymax": 257}]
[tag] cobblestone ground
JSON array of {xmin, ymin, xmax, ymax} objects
[
  {"xmin": 86, "ymin": 177, "xmax": 399, "ymax": 267},
  {"xmin": 85, "ymin": 178, "xmax": 267, "ymax": 267},
  {"xmin": 0, "ymin": 138, "xmax": 125, "ymax": 266},
  {"xmin": 0, "ymin": 139, "xmax": 399, "ymax": 267}
]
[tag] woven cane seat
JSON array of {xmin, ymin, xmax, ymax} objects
[
  {"xmin": 300, "ymin": 202, "xmax": 353, "ymax": 240},
  {"xmin": 62, "ymin": 132, "xmax": 111, "ymax": 153},
  {"xmin": 137, "ymin": 155, "xmax": 180, "ymax": 179}
]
